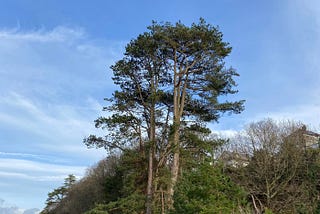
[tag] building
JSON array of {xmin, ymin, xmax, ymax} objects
[
  {"xmin": 219, "ymin": 151, "xmax": 249, "ymax": 168},
  {"xmin": 286, "ymin": 125, "xmax": 320, "ymax": 149},
  {"xmin": 300, "ymin": 125, "xmax": 320, "ymax": 148}
]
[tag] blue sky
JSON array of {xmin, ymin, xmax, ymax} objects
[{"xmin": 0, "ymin": 0, "xmax": 320, "ymax": 212}]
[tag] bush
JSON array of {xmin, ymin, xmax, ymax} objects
[{"xmin": 172, "ymin": 163, "xmax": 248, "ymax": 214}]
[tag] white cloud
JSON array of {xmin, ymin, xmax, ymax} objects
[
  {"xmin": 0, "ymin": 26, "xmax": 122, "ymax": 210},
  {"xmin": 23, "ymin": 209, "xmax": 40, "ymax": 214},
  {"xmin": 212, "ymin": 129, "xmax": 238, "ymax": 139},
  {"xmin": 0, "ymin": 92, "xmax": 91, "ymax": 135},
  {"xmin": 0, "ymin": 158, "xmax": 85, "ymax": 175},
  {"xmin": 0, "ymin": 26, "xmax": 85, "ymax": 42},
  {"xmin": 0, "ymin": 157, "xmax": 88, "ymax": 210},
  {"xmin": 253, "ymin": 103, "xmax": 320, "ymax": 129},
  {"xmin": 0, "ymin": 26, "xmax": 122, "ymax": 100},
  {"xmin": 0, "ymin": 26, "xmax": 114, "ymax": 160},
  {"xmin": 0, "ymin": 152, "xmax": 54, "ymax": 162},
  {"xmin": 0, "ymin": 198, "xmax": 39, "ymax": 214},
  {"xmin": 0, "ymin": 91, "xmax": 107, "ymax": 159}
]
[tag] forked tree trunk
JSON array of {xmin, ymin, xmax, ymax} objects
[{"xmin": 168, "ymin": 56, "xmax": 188, "ymax": 209}]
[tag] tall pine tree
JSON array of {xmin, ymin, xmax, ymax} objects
[{"xmin": 85, "ymin": 18, "xmax": 244, "ymax": 213}]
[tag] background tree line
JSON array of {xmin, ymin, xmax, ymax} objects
[
  {"xmin": 41, "ymin": 119, "xmax": 320, "ymax": 213},
  {"xmin": 41, "ymin": 19, "xmax": 320, "ymax": 213}
]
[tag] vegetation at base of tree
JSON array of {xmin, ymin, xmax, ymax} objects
[
  {"xmin": 172, "ymin": 162, "xmax": 248, "ymax": 214},
  {"xmin": 42, "ymin": 119, "xmax": 320, "ymax": 214}
]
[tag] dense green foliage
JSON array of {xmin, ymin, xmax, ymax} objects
[{"xmin": 173, "ymin": 163, "xmax": 247, "ymax": 214}]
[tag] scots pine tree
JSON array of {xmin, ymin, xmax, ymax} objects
[{"xmin": 85, "ymin": 19, "xmax": 244, "ymax": 213}]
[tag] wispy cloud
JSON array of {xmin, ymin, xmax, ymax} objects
[
  {"xmin": 0, "ymin": 91, "xmax": 107, "ymax": 161},
  {"xmin": 0, "ymin": 26, "xmax": 123, "ymax": 100},
  {"xmin": 0, "ymin": 158, "xmax": 83, "ymax": 173},
  {"xmin": 0, "ymin": 26, "xmax": 85, "ymax": 42},
  {"xmin": 0, "ymin": 26, "xmax": 123, "ymax": 209},
  {"xmin": 0, "ymin": 25, "xmax": 119, "ymax": 161},
  {"xmin": 0, "ymin": 157, "xmax": 87, "ymax": 210}
]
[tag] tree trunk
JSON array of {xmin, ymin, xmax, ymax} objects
[
  {"xmin": 170, "ymin": 135, "xmax": 180, "ymax": 195},
  {"xmin": 146, "ymin": 79, "xmax": 156, "ymax": 214},
  {"xmin": 168, "ymin": 60, "xmax": 183, "ymax": 208},
  {"xmin": 146, "ymin": 144, "xmax": 154, "ymax": 214}
]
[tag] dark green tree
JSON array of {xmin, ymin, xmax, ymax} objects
[
  {"xmin": 85, "ymin": 18, "xmax": 244, "ymax": 213},
  {"xmin": 41, "ymin": 174, "xmax": 76, "ymax": 214}
]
